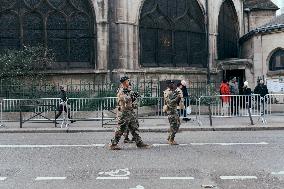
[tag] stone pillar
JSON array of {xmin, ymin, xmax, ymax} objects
[{"xmin": 94, "ymin": 0, "xmax": 109, "ymax": 71}]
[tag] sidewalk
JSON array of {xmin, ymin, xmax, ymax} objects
[{"xmin": 0, "ymin": 115, "xmax": 283, "ymax": 133}]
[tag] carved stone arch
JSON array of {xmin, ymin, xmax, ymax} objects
[
  {"xmin": 217, "ymin": 0, "xmax": 239, "ymax": 60},
  {"xmin": 268, "ymin": 47, "xmax": 284, "ymax": 71}
]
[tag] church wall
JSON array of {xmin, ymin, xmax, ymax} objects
[{"xmin": 108, "ymin": 0, "xmax": 243, "ymax": 84}]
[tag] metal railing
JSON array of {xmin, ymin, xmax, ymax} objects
[
  {"xmin": 1, "ymin": 94, "xmax": 283, "ymax": 128},
  {"xmin": 197, "ymin": 95, "xmax": 263, "ymax": 125}
]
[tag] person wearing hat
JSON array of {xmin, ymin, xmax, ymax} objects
[
  {"xmin": 109, "ymin": 76, "xmax": 149, "ymax": 150},
  {"xmin": 163, "ymin": 80, "xmax": 182, "ymax": 145}
]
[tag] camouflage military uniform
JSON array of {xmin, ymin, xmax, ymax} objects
[
  {"xmin": 110, "ymin": 87, "xmax": 143, "ymax": 146},
  {"xmin": 164, "ymin": 88, "xmax": 181, "ymax": 141}
]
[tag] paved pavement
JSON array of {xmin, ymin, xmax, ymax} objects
[
  {"xmin": 0, "ymin": 131, "xmax": 283, "ymax": 189},
  {"xmin": 0, "ymin": 115, "xmax": 283, "ymax": 133}
]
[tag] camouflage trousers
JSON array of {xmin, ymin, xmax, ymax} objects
[
  {"xmin": 111, "ymin": 110, "xmax": 142, "ymax": 145},
  {"xmin": 167, "ymin": 112, "xmax": 181, "ymax": 140}
]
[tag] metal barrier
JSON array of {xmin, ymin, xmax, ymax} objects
[
  {"xmin": 198, "ymin": 95, "xmax": 262, "ymax": 125},
  {"xmin": 263, "ymin": 94, "xmax": 284, "ymax": 124},
  {"xmin": 0, "ymin": 100, "xmax": 6, "ymax": 128},
  {"xmin": 0, "ymin": 96, "xmax": 201, "ymax": 127},
  {"xmin": 2, "ymin": 98, "xmax": 60, "ymax": 127}
]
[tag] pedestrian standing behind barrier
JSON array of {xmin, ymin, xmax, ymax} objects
[
  {"xmin": 243, "ymin": 81, "xmax": 252, "ymax": 108},
  {"xmin": 220, "ymin": 79, "xmax": 230, "ymax": 116},
  {"xmin": 229, "ymin": 77, "xmax": 239, "ymax": 115},
  {"xmin": 254, "ymin": 79, "xmax": 269, "ymax": 98},
  {"xmin": 55, "ymin": 86, "xmax": 75, "ymax": 124},
  {"xmin": 254, "ymin": 79, "xmax": 269, "ymax": 113},
  {"xmin": 180, "ymin": 80, "xmax": 191, "ymax": 121},
  {"xmin": 176, "ymin": 83, "xmax": 185, "ymax": 117}
]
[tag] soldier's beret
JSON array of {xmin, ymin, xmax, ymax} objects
[{"xmin": 120, "ymin": 76, "xmax": 129, "ymax": 83}]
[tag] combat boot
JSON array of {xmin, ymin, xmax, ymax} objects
[
  {"xmin": 168, "ymin": 139, "xmax": 178, "ymax": 145},
  {"xmin": 136, "ymin": 142, "xmax": 150, "ymax": 148},
  {"xmin": 109, "ymin": 144, "xmax": 122, "ymax": 150}
]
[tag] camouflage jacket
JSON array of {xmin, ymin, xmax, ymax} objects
[
  {"xmin": 163, "ymin": 88, "xmax": 181, "ymax": 114},
  {"xmin": 117, "ymin": 87, "xmax": 139, "ymax": 112}
]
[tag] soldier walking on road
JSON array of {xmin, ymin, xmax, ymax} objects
[
  {"xmin": 163, "ymin": 81, "xmax": 182, "ymax": 145},
  {"xmin": 109, "ymin": 76, "xmax": 149, "ymax": 150}
]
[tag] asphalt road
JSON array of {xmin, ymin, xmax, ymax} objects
[{"xmin": 0, "ymin": 131, "xmax": 283, "ymax": 189}]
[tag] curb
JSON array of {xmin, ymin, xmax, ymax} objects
[{"xmin": 0, "ymin": 126, "xmax": 284, "ymax": 133}]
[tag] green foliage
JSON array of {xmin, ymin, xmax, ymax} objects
[{"xmin": 0, "ymin": 46, "xmax": 54, "ymax": 85}]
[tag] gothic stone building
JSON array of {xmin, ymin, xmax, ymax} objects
[{"xmin": 0, "ymin": 0, "xmax": 282, "ymax": 89}]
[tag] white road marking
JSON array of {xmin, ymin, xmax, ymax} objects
[
  {"xmin": 152, "ymin": 144, "xmax": 169, "ymax": 147},
  {"xmin": 160, "ymin": 177, "xmax": 194, "ymax": 180},
  {"xmin": 96, "ymin": 177, "xmax": 129, "ymax": 180},
  {"xmin": 35, "ymin": 177, "xmax": 66, "ymax": 181},
  {"xmin": 152, "ymin": 144, "xmax": 188, "ymax": 147},
  {"xmin": 0, "ymin": 144, "xmax": 105, "ymax": 148},
  {"xmin": 220, "ymin": 176, "xmax": 257, "ymax": 180},
  {"xmin": 129, "ymin": 185, "xmax": 144, "ymax": 189},
  {"xmin": 191, "ymin": 142, "xmax": 268, "ymax": 146},
  {"xmin": 0, "ymin": 177, "xmax": 7, "ymax": 181},
  {"xmin": 271, "ymin": 171, "xmax": 284, "ymax": 175}
]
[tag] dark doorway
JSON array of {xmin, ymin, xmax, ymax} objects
[{"xmin": 224, "ymin": 69, "xmax": 245, "ymax": 92}]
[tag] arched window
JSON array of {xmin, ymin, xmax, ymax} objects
[
  {"xmin": 0, "ymin": 0, "xmax": 96, "ymax": 69},
  {"xmin": 217, "ymin": 0, "xmax": 239, "ymax": 60},
  {"xmin": 23, "ymin": 13, "xmax": 44, "ymax": 46},
  {"xmin": 139, "ymin": 0, "xmax": 207, "ymax": 67},
  {"xmin": 0, "ymin": 12, "xmax": 20, "ymax": 50},
  {"xmin": 269, "ymin": 49, "xmax": 284, "ymax": 71}
]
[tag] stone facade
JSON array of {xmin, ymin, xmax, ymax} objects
[
  {"xmin": 41, "ymin": 0, "xmax": 244, "ymax": 84},
  {"xmin": 6, "ymin": 0, "xmax": 282, "ymax": 87},
  {"xmin": 240, "ymin": 14, "xmax": 284, "ymax": 91}
]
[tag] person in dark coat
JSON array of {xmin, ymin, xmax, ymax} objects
[
  {"xmin": 180, "ymin": 80, "xmax": 191, "ymax": 121},
  {"xmin": 254, "ymin": 79, "xmax": 269, "ymax": 113},
  {"xmin": 243, "ymin": 81, "xmax": 252, "ymax": 108},
  {"xmin": 55, "ymin": 86, "xmax": 75, "ymax": 123},
  {"xmin": 254, "ymin": 79, "xmax": 269, "ymax": 97}
]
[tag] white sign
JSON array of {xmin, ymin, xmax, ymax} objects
[{"xmin": 267, "ymin": 79, "xmax": 284, "ymax": 93}]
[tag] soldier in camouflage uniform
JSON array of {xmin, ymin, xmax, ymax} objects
[
  {"xmin": 116, "ymin": 84, "xmax": 135, "ymax": 143},
  {"xmin": 163, "ymin": 81, "xmax": 182, "ymax": 145},
  {"xmin": 109, "ymin": 76, "xmax": 149, "ymax": 150}
]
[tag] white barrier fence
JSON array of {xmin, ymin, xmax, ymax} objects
[{"xmin": 0, "ymin": 94, "xmax": 283, "ymax": 127}]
